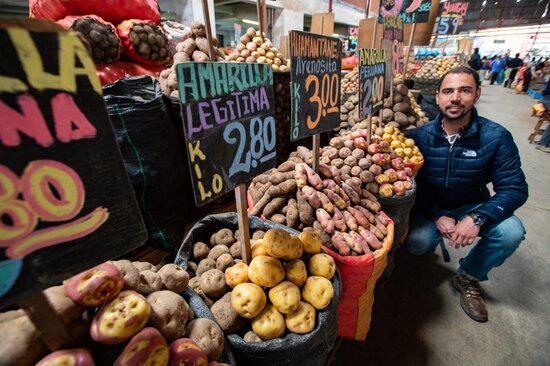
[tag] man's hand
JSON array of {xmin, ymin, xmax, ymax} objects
[
  {"xmin": 449, "ymin": 216, "xmax": 481, "ymax": 249},
  {"xmin": 434, "ymin": 216, "xmax": 456, "ymax": 239}
]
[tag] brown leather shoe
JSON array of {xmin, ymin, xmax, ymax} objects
[{"xmin": 452, "ymin": 274, "xmax": 488, "ymax": 322}]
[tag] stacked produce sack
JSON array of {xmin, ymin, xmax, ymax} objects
[
  {"xmin": 225, "ymin": 28, "xmax": 289, "ymax": 72},
  {"xmin": 414, "ymin": 56, "xmax": 461, "ymax": 94},
  {"xmin": 0, "ymin": 260, "xmax": 234, "ymax": 365},
  {"xmin": 175, "ymin": 214, "xmax": 340, "ymax": 365}
]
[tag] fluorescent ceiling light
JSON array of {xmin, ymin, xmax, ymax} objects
[
  {"xmin": 242, "ymin": 19, "xmax": 259, "ymax": 25},
  {"xmin": 332, "ymin": 33, "xmax": 340, "ymax": 37}
]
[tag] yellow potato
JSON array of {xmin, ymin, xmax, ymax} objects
[
  {"xmin": 251, "ymin": 304, "xmax": 285, "ymax": 340},
  {"xmin": 263, "ymin": 229, "xmax": 293, "ymax": 259},
  {"xmin": 302, "ymin": 276, "xmax": 333, "ymax": 310},
  {"xmin": 231, "ymin": 282, "xmax": 266, "ymax": 318},
  {"xmin": 285, "ymin": 301, "xmax": 316, "ymax": 334},
  {"xmin": 251, "ymin": 239, "xmax": 268, "ymax": 258},
  {"xmin": 225, "ymin": 262, "xmax": 249, "ymax": 288},
  {"xmin": 248, "ymin": 256, "xmax": 285, "ymax": 288},
  {"xmin": 308, "ymin": 254, "xmax": 336, "ymax": 280},
  {"xmin": 298, "ymin": 231, "xmax": 321, "ymax": 254},
  {"xmin": 268, "ymin": 281, "xmax": 301, "ymax": 314},
  {"xmin": 280, "ymin": 236, "xmax": 303, "ymax": 261},
  {"xmin": 284, "ymin": 259, "xmax": 307, "ymax": 287}
]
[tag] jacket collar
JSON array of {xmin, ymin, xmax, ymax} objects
[{"xmin": 433, "ymin": 107, "xmax": 480, "ymax": 139}]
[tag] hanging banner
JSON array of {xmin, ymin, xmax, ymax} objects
[
  {"xmin": 289, "ymin": 30, "xmax": 342, "ymax": 141},
  {"xmin": 359, "ymin": 48, "xmax": 387, "ymax": 117},
  {"xmin": 436, "ymin": 0, "xmax": 469, "ymax": 35},
  {"xmin": 0, "ymin": 21, "xmax": 147, "ymax": 308},
  {"xmin": 379, "ymin": 0, "xmax": 433, "ymax": 24},
  {"xmin": 383, "ymin": 16, "xmax": 404, "ymax": 42},
  {"xmin": 176, "ymin": 62, "xmax": 276, "ymax": 207}
]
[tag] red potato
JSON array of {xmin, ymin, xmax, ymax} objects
[
  {"xmin": 350, "ymin": 231, "xmax": 370, "ymax": 254},
  {"xmin": 393, "ymin": 181, "xmax": 407, "ymax": 196},
  {"xmin": 303, "ymin": 164, "xmax": 324, "ymax": 190},
  {"xmin": 302, "ymin": 186, "xmax": 321, "ymax": 209},
  {"xmin": 353, "ymin": 137, "xmax": 368, "ymax": 149},
  {"xmin": 63, "ymin": 261, "xmax": 124, "ymax": 307},
  {"xmin": 168, "ymin": 338, "xmax": 208, "ymax": 366},
  {"xmin": 330, "ymin": 166, "xmax": 341, "ymax": 184},
  {"xmin": 316, "ymin": 208, "xmax": 335, "ymax": 234},
  {"xmin": 331, "ymin": 232, "xmax": 350, "ymax": 256},
  {"xmin": 318, "ymin": 162, "xmax": 333, "ymax": 179},
  {"xmin": 316, "ymin": 191, "xmax": 334, "ymax": 213},
  {"xmin": 384, "ymin": 169, "xmax": 398, "ymax": 183},
  {"xmin": 114, "ymin": 327, "xmax": 169, "ymax": 366},
  {"xmin": 345, "ymin": 177, "xmax": 363, "ymax": 195},
  {"xmin": 379, "ymin": 140, "xmax": 390, "ymax": 153},
  {"xmin": 371, "ymin": 153, "xmax": 386, "ymax": 166},
  {"xmin": 378, "ymin": 183, "xmax": 393, "ymax": 197},
  {"xmin": 323, "ymin": 189, "xmax": 346, "ymax": 210},
  {"xmin": 391, "ymin": 158, "xmax": 405, "ymax": 170},
  {"xmin": 396, "ymin": 170, "xmax": 408, "ymax": 181},
  {"xmin": 344, "ymin": 232, "xmax": 363, "ymax": 254},
  {"xmin": 375, "ymin": 174, "xmax": 390, "ymax": 185},
  {"xmin": 331, "ymin": 207, "xmax": 347, "ymax": 232},
  {"xmin": 294, "ymin": 163, "xmax": 308, "ymax": 188},
  {"xmin": 360, "ymin": 198, "xmax": 381, "ymax": 213},
  {"xmin": 341, "ymin": 182, "xmax": 360, "ymax": 204},
  {"xmin": 367, "ymin": 143, "xmax": 380, "ymax": 155},
  {"xmin": 342, "ymin": 209, "xmax": 358, "ymax": 231},
  {"xmin": 375, "ymin": 212, "xmax": 389, "ymax": 226},
  {"xmin": 359, "ymin": 227, "xmax": 382, "ymax": 250},
  {"xmin": 36, "ymin": 348, "xmax": 94, "ymax": 366},
  {"xmin": 403, "ymin": 179, "xmax": 413, "ymax": 190},
  {"xmin": 90, "ymin": 290, "xmax": 151, "ymax": 345},
  {"xmin": 349, "ymin": 206, "xmax": 373, "ymax": 226},
  {"xmin": 404, "ymin": 167, "xmax": 413, "ymax": 176}
]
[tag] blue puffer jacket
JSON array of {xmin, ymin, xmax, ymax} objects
[{"xmin": 410, "ymin": 108, "xmax": 528, "ymax": 224}]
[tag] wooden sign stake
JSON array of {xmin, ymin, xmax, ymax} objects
[
  {"xmin": 402, "ymin": 23, "xmax": 416, "ymax": 79},
  {"xmin": 19, "ymin": 292, "xmax": 75, "ymax": 351},
  {"xmin": 235, "ymin": 185, "xmax": 251, "ymax": 264},
  {"xmin": 256, "ymin": 0, "xmax": 265, "ymax": 42},
  {"xmin": 201, "ymin": 0, "xmax": 217, "ymax": 60},
  {"xmin": 366, "ymin": 114, "xmax": 372, "ymax": 145}
]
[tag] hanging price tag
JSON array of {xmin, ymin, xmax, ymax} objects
[
  {"xmin": 383, "ymin": 16, "xmax": 404, "ymax": 42},
  {"xmin": 437, "ymin": 0, "xmax": 469, "ymax": 35},
  {"xmin": 379, "ymin": 0, "xmax": 432, "ymax": 24},
  {"xmin": 289, "ymin": 30, "xmax": 342, "ymax": 141},
  {"xmin": 359, "ymin": 48, "xmax": 387, "ymax": 117},
  {"xmin": 177, "ymin": 62, "xmax": 276, "ymax": 207}
]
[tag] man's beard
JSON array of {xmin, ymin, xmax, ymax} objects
[{"xmin": 440, "ymin": 103, "xmax": 471, "ymax": 121}]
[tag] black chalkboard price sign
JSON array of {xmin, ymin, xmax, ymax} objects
[
  {"xmin": 437, "ymin": 1, "xmax": 469, "ymax": 35},
  {"xmin": 379, "ymin": 0, "xmax": 432, "ymax": 24},
  {"xmin": 0, "ymin": 20, "xmax": 147, "ymax": 308},
  {"xmin": 383, "ymin": 16, "xmax": 404, "ymax": 42},
  {"xmin": 289, "ymin": 30, "xmax": 342, "ymax": 141},
  {"xmin": 359, "ymin": 48, "xmax": 387, "ymax": 117},
  {"xmin": 176, "ymin": 62, "xmax": 276, "ymax": 207}
]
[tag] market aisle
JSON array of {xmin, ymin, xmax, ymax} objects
[{"xmin": 330, "ymin": 84, "xmax": 550, "ymax": 366}]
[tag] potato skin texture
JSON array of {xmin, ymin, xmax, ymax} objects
[
  {"xmin": 168, "ymin": 338, "xmax": 208, "ymax": 366},
  {"xmin": 308, "ymin": 254, "xmax": 336, "ymax": 280},
  {"xmin": 251, "ymin": 304, "xmax": 285, "ymax": 340},
  {"xmin": 263, "ymin": 229, "xmax": 293, "ymax": 259},
  {"xmin": 301, "ymin": 276, "xmax": 334, "ymax": 310},
  {"xmin": 298, "ymin": 231, "xmax": 322, "ymax": 254},
  {"xmin": 36, "ymin": 348, "xmax": 95, "ymax": 366},
  {"xmin": 90, "ymin": 290, "xmax": 151, "ymax": 345},
  {"xmin": 268, "ymin": 281, "xmax": 301, "ymax": 314},
  {"xmin": 184, "ymin": 318, "xmax": 225, "ymax": 361},
  {"xmin": 146, "ymin": 291, "xmax": 190, "ymax": 343},
  {"xmin": 248, "ymin": 256, "xmax": 285, "ymax": 288},
  {"xmin": 158, "ymin": 264, "xmax": 190, "ymax": 293},
  {"xmin": 114, "ymin": 327, "xmax": 169, "ymax": 366},
  {"xmin": 225, "ymin": 262, "xmax": 249, "ymax": 288},
  {"xmin": 285, "ymin": 301, "xmax": 316, "ymax": 334},
  {"xmin": 231, "ymin": 283, "xmax": 266, "ymax": 319},
  {"xmin": 284, "ymin": 259, "xmax": 308, "ymax": 287}
]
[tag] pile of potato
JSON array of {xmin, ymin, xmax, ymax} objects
[
  {"xmin": 274, "ymin": 74, "xmax": 292, "ymax": 164},
  {"xmin": 336, "ymin": 94, "xmax": 364, "ymax": 134},
  {"xmin": 186, "ymin": 227, "xmax": 336, "ymax": 341},
  {"xmin": 118, "ymin": 20, "xmax": 170, "ymax": 64},
  {"xmin": 225, "ymin": 28, "xmax": 288, "ymax": 72},
  {"xmin": 415, "ymin": 55, "xmax": 460, "ymax": 79},
  {"xmin": 69, "ymin": 16, "xmax": 121, "ymax": 63},
  {"xmin": 374, "ymin": 125, "xmax": 424, "ymax": 165},
  {"xmin": 159, "ymin": 21, "xmax": 224, "ymax": 97},
  {"xmin": 1, "ymin": 261, "xmax": 230, "ymax": 366},
  {"xmin": 248, "ymin": 146, "xmax": 391, "ymax": 257},
  {"xmin": 341, "ymin": 67, "xmax": 359, "ymax": 94}
]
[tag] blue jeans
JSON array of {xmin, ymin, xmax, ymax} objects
[{"xmin": 405, "ymin": 203, "xmax": 526, "ymax": 281}]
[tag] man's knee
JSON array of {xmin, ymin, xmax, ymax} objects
[
  {"xmin": 405, "ymin": 226, "xmax": 439, "ymax": 255},
  {"xmin": 488, "ymin": 215, "xmax": 526, "ymax": 250}
]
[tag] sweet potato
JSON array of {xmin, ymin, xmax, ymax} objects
[
  {"xmin": 317, "ymin": 191, "xmax": 334, "ymax": 213},
  {"xmin": 176, "ymin": 37, "xmax": 195, "ymax": 55},
  {"xmin": 302, "ymin": 186, "xmax": 321, "ymax": 209},
  {"xmin": 296, "ymin": 189, "xmax": 315, "ymax": 226},
  {"xmin": 316, "ymin": 208, "xmax": 335, "ymax": 234},
  {"xmin": 270, "ymin": 179, "xmax": 297, "ymax": 196},
  {"xmin": 323, "ymin": 189, "xmax": 346, "ymax": 210},
  {"xmin": 114, "ymin": 327, "xmax": 168, "ymax": 366},
  {"xmin": 331, "ymin": 232, "xmax": 350, "ymax": 256},
  {"xmin": 359, "ymin": 228, "xmax": 382, "ymax": 250},
  {"xmin": 331, "ymin": 207, "xmax": 347, "ymax": 232},
  {"xmin": 303, "ymin": 164, "xmax": 323, "ymax": 190},
  {"xmin": 63, "ymin": 261, "xmax": 124, "ymax": 307},
  {"xmin": 341, "ymin": 182, "xmax": 360, "ymax": 204},
  {"xmin": 263, "ymin": 196, "xmax": 288, "ymax": 218},
  {"xmin": 269, "ymin": 171, "xmax": 294, "ymax": 185},
  {"xmin": 342, "ymin": 210, "xmax": 358, "ymax": 231},
  {"xmin": 370, "ymin": 224, "xmax": 385, "ymax": 240},
  {"xmin": 361, "ymin": 198, "xmax": 381, "ymax": 213}
]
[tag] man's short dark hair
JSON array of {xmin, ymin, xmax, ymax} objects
[
  {"xmin": 516, "ymin": 53, "xmax": 520, "ymax": 58},
  {"xmin": 437, "ymin": 65, "xmax": 480, "ymax": 91}
]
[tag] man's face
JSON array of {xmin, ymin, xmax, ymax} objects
[{"xmin": 436, "ymin": 72, "xmax": 480, "ymax": 122}]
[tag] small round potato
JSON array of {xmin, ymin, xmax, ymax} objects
[
  {"xmin": 200, "ymin": 269, "xmax": 227, "ymax": 299},
  {"xmin": 263, "ymin": 229, "xmax": 294, "ymax": 258},
  {"xmin": 231, "ymin": 282, "xmax": 266, "ymax": 319},
  {"xmin": 243, "ymin": 330, "xmax": 262, "ymax": 343},
  {"xmin": 216, "ymin": 253, "xmax": 235, "ymax": 273},
  {"xmin": 225, "ymin": 262, "xmax": 249, "ymax": 288},
  {"xmin": 215, "ymin": 228, "xmax": 236, "ymax": 247},
  {"xmin": 196, "ymin": 258, "xmax": 216, "ymax": 277},
  {"xmin": 158, "ymin": 263, "xmax": 190, "ymax": 293},
  {"xmin": 230, "ymin": 242, "xmax": 242, "ymax": 259},
  {"xmin": 298, "ymin": 231, "xmax": 322, "ymax": 254},
  {"xmin": 192, "ymin": 242, "xmax": 210, "ymax": 261},
  {"xmin": 211, "ymin": 292, "xmax": 247, "ymax": 333},
  {"xmin": 251, "ymin": 304, "xmax": 285, "ymax": 340},
  {"xmin": 251, "ymin": 239, "xmax": 268, "ymax": 258},
  {"xmin": 208, "ymin": 245, "xmax": 231, "ymax": 261},
  {"xmin": 308, "ymin": 254, "xmax": 336, "ymax": 280},
  {"xmin": 252, "ymin": 230, "xmax": 265, "ymax": 240},
  {"xmin": 284, "ymin": 259, "xmax": 308, "ymax": 287},
  {"xmin": 280, "ymin": 236, "xmax": 303, "ymax": 261},
  {"xmin": 268, "ymin": 281, "xmax": 301, "ymax": 314},
  {"xmin": 285, "ymin": 301, "xmax": 316, "ymax": 334},
  {"xmin": 302, "ymin": 276, "xmax": 334, "ymax": 310},
  {"xmin": 184, "ymin": 318, "xmax": 224, "ymax": 361},
  {"xmin": 248, "ymin": 256, "xmax": 285, "ymax": 288}
]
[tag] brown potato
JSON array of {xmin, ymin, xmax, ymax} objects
[
  {"xmin": 208, "ymin": 245, "xmax": 231, "ymax": 261},
  {"xmin": 146, "ymin": 290, "xmax": 189, "ymax": 342},
  {"xmin": 284, "ymin": 259, "xmax": 307, "ymax": 287},
  {"xmin": 192, "ymin": 242, "xmax": 210, "ymax": 261},
  {"xmin": 243, "ymin": 330, "xmax": 262, "ymax": 343},
  {"xmin": 211, "ymin": 292, "xmax": 247, "ymax": 333},
  {"xmin": 285, "ymin": 301, "xmax": 316, "ymax": 334},
  {"xmin": 230, "ymin": 242, "xmax": 242, "ymax": 259},
  {"xmin": 298, "ymin": 231, "xmax": 322, "ymax": 254},
  {"xmin": 137, "ymin": 270, "xmax": 163, "ymax": 295},
  {"xmin": 308, "ymin": 254, "xmax": 336, "ymax": 280},
  {"xmin": 225, "ymin": 262, "xmax": 249, "ymax": 288},
  {"xmin": 200, "ymin": 269, "xmax": 227, "ymax": 299},
  {"xmin": 113, "ymin": 259, "xmax": 140, "ymax": 291},
  {"xmin": 158, "ymin": 264, "xmax": 190, "ymax": 293},
  {"xmin": 215, "ymin": 228, "xmax": 236, "ymax": 247},
  {"xmin": 216, "ymin": 253, "xmax": 235, "ymax": 272},
  {"xmin": 302, "ymin": 276, "xmax": 334, "ymax": 310},
  {"xmin": 231, "ymin": 282, "xmax": 266, "ymax": 318},
  {"xmin": 132, "ymin": 261, "xmax": 157, "ymax": 273},
  {"xmin": 251, "ymin": 304, "xmax": 285, "ymax": 340},
  {"xmin": 268, "ymin": 281, "xmax": 301, "ymax": 314},
  {"xmin": 248, "ymin": 256, "xmax": 284, "ymax": 288},
  {"xmin": 184, "ymin": 318, "xmax": 224, "ymax": 361},
  {"xmin": 196, "ymin": 258, "xmax": 216, "ymax": 277},
  {"xmin": 252, "ymin": 230, "xmax": 266, "ymax": 240}
]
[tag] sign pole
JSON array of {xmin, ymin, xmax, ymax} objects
[
  {"xmin": 402, "ymin": 22, "xmax": 416, "ymax": 81},
  {"xmin": 256, "ymin": 0, "xmax": 265, "ymax": 42},
  {"xmin": 201, "ymin": 0, "xmax": 217, "ymax": 60}
]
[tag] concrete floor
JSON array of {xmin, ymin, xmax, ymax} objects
[{"xmin": 330, "ymin": 83, "xmax": 550, "ymax": 366}]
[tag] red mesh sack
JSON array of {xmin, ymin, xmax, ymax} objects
[
  {"xmin": 117, "ymin": 19, "xmax": 170, "ymax": 67},
  {"xmin": 57, "ymin": 15, "xmax": 121, "ymax": 64},
  {"xmin": 95, "ymin": 62, "xmax": 164, "ymax": 86},
  {"xmin": 29, "ymin": 0, "xmax": 68, "ymax": 20}
]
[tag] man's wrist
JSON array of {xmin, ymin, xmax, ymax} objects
[{"xmin": 468, "ymin": 212, "xmax": 487, "ymax": 226}]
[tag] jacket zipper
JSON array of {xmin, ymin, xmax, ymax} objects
[{"xmin": 445, "ymin": 142, "xmax": 454, "ymax": 188}]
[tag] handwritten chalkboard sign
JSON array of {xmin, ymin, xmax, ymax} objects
[
  {"xmin": 379, "ymin": 0, "xmax": 432, "ymax": 24},
  {"xmin": 176, "ymin": 62, "xmax": 275, "ymax": 207},
  {"xmin": 0, "ymin": 21, "xmax": 147, "ymax": 308},
  {"xmin": 359, "ymin": 48, "xmax": 387, "ymax": 117},
  {"xmin": 289, "ymin": 30, "xmax": 342, "ymax": 141},
  {"xmin": 437, "ymin": 1, "xmax": 469, "ymax": 35},
  {"xmin": 383, "ymin": 16, "xmax": 404, "ymax": 42}
]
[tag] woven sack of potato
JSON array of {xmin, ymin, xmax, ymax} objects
[{"xmin": 117, "ymin": 19, "xmax": 170, "ymax": 66}]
